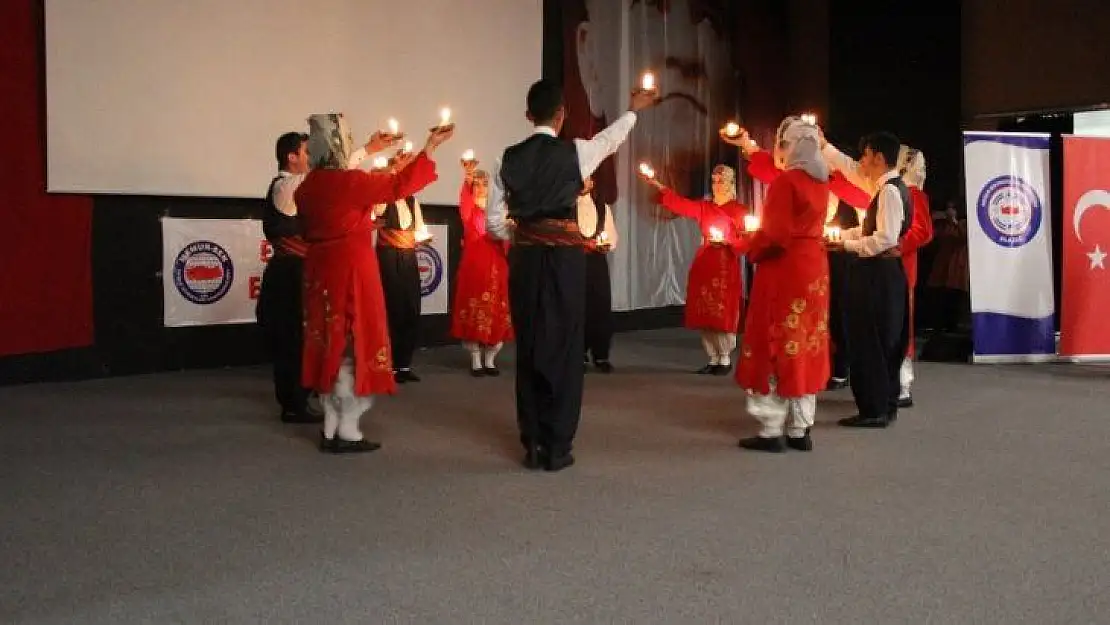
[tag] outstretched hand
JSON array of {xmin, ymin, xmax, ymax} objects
[
  {"xmin": 629, "ymin": 89, "xmax": 661, "ymax": 112},
  {"xmin": 719, "ymin": 127, "xmax": 759, "ymax": 157},
  {"xmin": 423, "ymin": 126, "xmax": 455, "ymax": 156},
  {"xmin": 366, "ymin": 131, "xmax": 399, "ymax": 154},
  {"xmin": 636, "ymin": 170, "xmax": 664, "ymax": 190}
]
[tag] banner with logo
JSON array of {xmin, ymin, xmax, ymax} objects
[
  {"xmin": 161, "ymin": 217, "xmax": 268, "ymax": 327},
  {"xmin": 1060, "ymin": 136, "xmax": 1110, "ymax": 360},
  {"xmin": 417, "ymin": 224, "xmax": 449, "ymax": 315},
  {"xmin": 963, "ymin": 131, "xmax": 1056, "ymax": 363}
]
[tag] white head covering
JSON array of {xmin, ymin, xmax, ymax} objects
[
  {"xmin": 897, "ymin": 144, "xmax": 926, "ymax": 189},
  {"xmin": 306, "ymin": 113, "xmax": 354, "ymax": 170},
  {"xmin": 471, "ymin": 169, "xmax": 490, "ymax": 209},
  {"xmin": 775, "ymin": 116, "xmax": 829, "ymax": 182},
  {"xmin": 711, "ymin": 164, "xmax": 737, "ymax": 203}
]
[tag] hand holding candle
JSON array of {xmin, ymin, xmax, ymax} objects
[
  {"xmin": 640, "ymin": 72, "xmax": 655, "ymax": 93},
  {"xmin": 371, "ymin": 156, "xmax": 389, "ymax": 171},
  {"xmin": 461, "ymin": 149, "xmax": 475, "ymax": 163},
  {"xmin": 800, "ymin": 112, "xmax": 817, "ymax": 126},
  {"xmin": 597, "ymin": 230, "xmax": 610, "ymax": 249},
  {"xmin": 824, "ymin": 225, "xmax": 841, "ymax": 242},
  {"xmin": 385, "ymin": 118, "xmax": 403, "ymax": 140},
  {"xmin": 723, "ymin": 122, "xmax": 740, "ymax": 137},
  {"xmin": 432, "ymin": 107, "xmax": 455, "ymax": 132},
  {"xmin": 638, "ymin": 162, "xmax": 655, "ymax": 179}
]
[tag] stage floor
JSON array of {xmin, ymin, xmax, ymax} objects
[{"xmin": 2, "ymin": 328, "xmax": 1108, "ymax": 624}]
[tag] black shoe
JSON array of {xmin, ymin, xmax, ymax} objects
[
  {"xmin": 330, "ymin": 438, "xmax": 382, "ymax": 453},
  {"xmin": 786, "ymin": 433, "xmax": 813, "ymax": 451},
  {"xmin": 483, "ymin": 366, "xmax": 501, "ymax": 377},
  {"xmin": 394, "ymin": 370, "xmax": 421, "ymax": 383},
  {"xmin": 594, "ymin": 360, "xmax": 614, "ymax": 373},
  {"xmin": 522, "ymin": 443, "xmax": 544, "ymax": 470},
  {"xmin": 319, "ymin": 432, "xmax": 336, "ymax": 452},
  {"xmin": 826, "ymin": 377, "xmax": 848, "ymax": 391},
  {"xmin": 897, "ymin": 395, "xmax": 914, "ymax": 408},
  {"xmin": 738, "ymin": 436, "xmax": 786, "ymax": 453},
  {"xmin": 712, "ymin": 364, "xmax": 731, "ymax": 376},
  {"xmin": 281, "ymin": 410, "xmax": 323, "ymax": 424},
  {"xmin": 470, "ymin": 367, "xmax": 486, "ymax": 377},
  {"xmin": 695, "ymin": 364, "xmax": 716, "ymax": 375},
  {"xmin": 838, "ymin": 415, "xmax": 890, "ymax": 428},
  {"xmin": 544, "ymin": 452, "xmax": 575, "ymax": 472}
]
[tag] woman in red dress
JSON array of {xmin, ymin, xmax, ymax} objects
[
  {"xmin": 638, "ymin": 165, "xmax": 749, "ymax": 375},
  {"xmin": 450, "ymin": 158, "xmax": 513, "ymax": 376},
  {"xmin": 733, "ymin": 118, "xmax": 832, "ymax": 453},
  {"xmin": 295, "ymin": 113, "xmax": 452, "ymax": 453},
  {"xmin": 894, "ymin": 145, "xmax": 934, "ymax": 407}
]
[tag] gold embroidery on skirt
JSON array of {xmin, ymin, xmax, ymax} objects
[
  {"xmin": 784, "ymin": 313, "xmax": 799, "ymax": 329},
  {"xmin": 784, "ymin": 340, "xmax": 800, "ymax": 356},
  {"xmin": 790, "ymin": 298, "xmax": 806, "ymax": 313}
]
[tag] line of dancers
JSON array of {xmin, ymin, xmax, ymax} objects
[{"xmin": 256, "ymin": 78, "xmax": 933, "ymax": 468}]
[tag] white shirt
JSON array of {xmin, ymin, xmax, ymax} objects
[
  {"xmin": 485, "ymin": 112, "xmax": 638, "ymax": 241},
  {"xmin": 269, "ymin": 147, "xmax": 370, "ymax": 216},
  {"xmin": 577, "ymin": 194, "xmax": 619, "ymax": 249},
  {"xmin": 373, "ymin": 196, "xmax": 426, "ymax": 229},
  {"xmin": 822, "ymin": 144, "xmax": 904, "ymax": 257}
]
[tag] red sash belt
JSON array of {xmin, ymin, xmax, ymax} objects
[
  {"xmin": 514, "ymin": 219, "xmax": 584, "ymax": 247},
  {"xmin": 377, "ymin": 228, "xmax": 417, "ymax": 249},
  {"xmin": 273, "ymin": 235, "xmax": 308, "ymax": 258}
]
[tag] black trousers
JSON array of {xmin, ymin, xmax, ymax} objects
[
  {"xmin": 828, "ymin": 250, "xmax": 853, "ymax": 380},
  {"xmin": 377, "ymin": 246, "xmax": 421, "ymax": 370},
  {"xmin": 584, "ymin": 251, "xmax": 614, "ymax": 362},
  {"xmin": 508, "ymin": 245, "xmax": 587, "ymax": 456},
  {"xmin": 256, "ymin": 254, "xmax": 309, "ymax": 414},
  {"xmin": 847, "ymin": 257, "xmax": 909, "ymax": 419}
]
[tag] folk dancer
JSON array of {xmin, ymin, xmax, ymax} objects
[
  {"xmin": 486, "ymin": 79, "xmax": 658, "ymax": 471},
  {"xmin": 579, "ymin": 176, "xmax": 619, "ymax": 373},
  {"xmin": 374, "ymin": 186, "xmax": 430, "ymax": 384},
  {"xmin": 822, "ymin": 131, "xmax": 912, "ymax": 428},
  {"xmin": 733, "ymin": 118, "xmax": 832, "ymax": 452},
  {"xmin": 449, "ymin": 159, "xmax": 513, "ymax": 376},
  {"xmin": 639, "ymin": 165, "xmax": 749, "ymax": 375},
  {"xmin": 296, "ymin": 114, "xmax": 452, "ymax": 452},
  {"xmin": 894, "ymin": 145, "xmax": 934, "ymax": 407}
]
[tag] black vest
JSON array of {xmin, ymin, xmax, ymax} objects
[
  {"xmin": 262, "ymin": 175, "xmax": 302, "ymax": 243},
  {"xmin": 379, "ymin": 196, "xmax": 418, "ymax": 231},
  {"xmin": 862, "ymin": 177, "xmax": 912, "ymax": 239},
  {"xmin": 500, "ymin": 134, "xmax": 583, "ymax": 222},
  {"xmin": 829, "ymin": 200, "xmax": 860, "ymax": 229}
]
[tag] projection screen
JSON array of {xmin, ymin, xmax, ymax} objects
[{"xmin": 44, "ymin": 0, "xmax": 541, "ymax": 205}]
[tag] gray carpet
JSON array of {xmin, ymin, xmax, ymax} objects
[{"xmin": 2, "ymin": 328, "xmax": 1109, "ymax": 624}]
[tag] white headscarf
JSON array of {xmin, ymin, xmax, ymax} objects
[
  {"xmin": 897, "ymin": 144, "xmax": 926, "ymax": 189},
  {"xmin": 776, "ymin": 116, "xmax": 829, "ymax": 182},
  {"xmin": 306, "ymin": 113, "xmax": 354, "ymax": 170}
]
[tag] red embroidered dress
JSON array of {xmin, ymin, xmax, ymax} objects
[{"xmin": 449, "ymin": 182, "xmax": 513, "ymax": 344}]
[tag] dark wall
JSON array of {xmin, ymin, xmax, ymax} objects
[
  {"xmin": 827, "ymin": 0, "xmax": 963, "ymax": 206},
  {"xmin": 963, "ymin": 0, "xmax": 1110, "ymax": 118}
]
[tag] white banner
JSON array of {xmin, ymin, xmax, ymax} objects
[
  {"xmin": 417, "ymin": 224, "xmax": 450, "ymax": 315},
  {"xmin": 962, "ymin": 131, "xmax": 1056, "ymax": 362},
  {"xmin": 161, "ymin": 217, "xmax": 268, "ymax": 327}
]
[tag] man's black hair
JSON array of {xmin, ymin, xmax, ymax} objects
[
  {"xmin": 526, "ymin": 79, "xmax": 564, "ymax": 126},
  {"xmin": 858, "ymin": 132, "xmax": 901, "ymax": 170},
  {"xmin": 275, "ymin": 132, "xmax": 308, "ymax": 170}
]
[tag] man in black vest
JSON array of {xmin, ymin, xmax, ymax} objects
[
  {"xmin": 374, "ymin": 191, "xmax": 429, "ymax": 384},
  {"xmin": 579, "ymin": 176, "xmax": 619, "ymax": 373},
  {"xmin": 822, "ymin": 132, "xmax": 912, "ymax": 428},
  {"xmin": 826, "ymin": 199, "xmax": 861, "ymax": 390},
  {"xmin": 486, "ymin": 79, "xmax": 656, "ymax": 471}
]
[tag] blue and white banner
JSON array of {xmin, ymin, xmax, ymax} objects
[{"xmin": 963, "ymin": 131, "xmax": 1056, "ymax": 362}]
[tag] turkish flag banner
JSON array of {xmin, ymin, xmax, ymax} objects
[{"xmin": 1060, "ymin": 136, "xmax": 1110, "ymax": 359}]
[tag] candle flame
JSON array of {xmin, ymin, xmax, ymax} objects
[
  {"xmin": 641, "ymin": 72, "xmax": 655, "ymax": 91},
  {"xmin": 440, "ymin": 107, "xmax": 451, "ymax": 125},
  {"xmin": 387, "ymin": 118, "xmax": 399, "ymax": 135},
  {"xmin": 724, "ymin": 122, "xmax": 740, "ymax": 137},
  {"xmin": 801, "ymin": 112, "xmax": 817, "ymax": 126},
  {"xmin": 402, "ymin": 141, "xmax": 413, "ymax": 153},
  {"xmin": 372, "ymin": 156, "xmax": 389, "ymax": 170},
  {"xmin": 638, "ymin": 162, "xmax": 655, "ymax": 178},
  {"xmin": 461, "ymin": 149, "xmax": 475, "ymax": 161},
  {"xmin": 744, "ymin": 215, "xmax": 760, "ymax": 231}
]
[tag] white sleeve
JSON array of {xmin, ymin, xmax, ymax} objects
[
  {"xmin": 844, "ymin": 185, "xmax": 901, "ymax": 256},
  {"xmin": 822, "ymin": 144, "xmax": 875, "ymax": 195},
  {"xmin": 485, "ymin": 158, "xmax": 512, "ymax": 241},
  {"xmin": 271, "ymin": 175, "xmax": 305, "ymax": 216},
  {"xmin": 603, "ymin": 204, "xmax": 619, "ymax": 249},
  {"xmin": 347, "ymin": 147, "xmax": 368, "ymax": 169},
  {"xmin": 413, "ymin": 198, "xmax": 426, "ymax": 231},
  {"xmin": 574, "ymin": 111, "xmax": 638, "ymax": 179}
]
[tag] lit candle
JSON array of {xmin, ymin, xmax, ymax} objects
[
  {"xmin": 387, "ymin": 118, "xmax": 400, "ymax": 136},
  {"xmin": 640, "ymin": 72, "xmax": 655, "ymax": 91},
  {"xmin": 724, "ymin": 122, "xmax": 740, "ymax": 137},
  {"xmin": 801, "ymin": 112, "xmax": 817, "ymax": 126},
  {"xmin": 402, "ymin": 140, "xmax": 413, "ymax": 153},
  {"xmin": 638, "ymin": 162, "xmax": 655, "ymax": 179},
  {"xmin": 440, "ymin": 107, "xmax": 451, "ymax": 127},
  {"xmin": 708, "ymin": 226, "xmax": 724, "ymax": 242},
  {"xmin": 372, "ymin": 156, "xmax": 389, "ymax": 170},
  {"xmin": 824, "ymin": 225, "xmax": 841, "ymax": 242},
  {"xmin": 744, "ymin": 215, "xmax": 760, "ymax": 232},
  {"xmin": 598, "ymin": 231, "xmax": 609, "ymax": 245},
  {"xmin": 461, "ymin": 149, "xmax": 475, "ymax": 162}
]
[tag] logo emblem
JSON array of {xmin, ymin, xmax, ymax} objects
[
  {"xmin": 976, "ymin": 175, "xmax": 1043, "ymax": 247},
  {"xmin": 173, "ymin": 240, "xmax": 234, "ymax": 304},
  {"xmin": 416, "ymin": 242, "xmax": 443, "ymax": 297}
]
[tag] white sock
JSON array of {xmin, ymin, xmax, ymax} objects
[
  {"xmin": 464, "ymin": 342, "xmax": 481, "ymax": 369},
  {"xmin": 701, "ymin": 333, "xmax": 719, "ymax": 365},
  {"xmin": 321, "ymin": 394, "xmax": 340, "ymax": 438},
  {"xmin": 337, "ymin": 396, "xmax": 373, "ymax": 441},
  {"xmin": 483, "ymin": 342, "xmax": 502, "ymax": 368}
]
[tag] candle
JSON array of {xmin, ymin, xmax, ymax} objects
[
  {"xmin": 387, "ymin": 118, "xmax": 400, "ymax": 136},
  {"xmin": 440, "ymin": 107, "xmax": 451, "ymax": 126},
  {"xmin": 598, "ymin": 231, "xmax": 609, "ymax": 245},
  {"xmin": 638, "ymin": 162, "xmax": 655, "ymax": 178},
  {"xmin": 461, "ymin": 149, "xmax": 475, "ymax": 162},
  {"xmin": 800, "ymin": 112, "xmax": 817, "ymax": 126},
  {"xmin": 824, "ymin": 225, "xmax": 841, "ymax": 242},
  {"xmin": 402, "ymin": 140, "xmax": 413, "ymax": 153},
  {"xmin": 640, "ymin": 72, "xmax": 655, "ymax": 91},
  {"xmin": 743, "ymin": 215, "xmax": 760, "ymax": 232},
  {"xmin": 708, "ymin": 226, "xmax": 724, "ymax": 242},
  {"xmin": 724, "ymin": 122, "xmax": 740, "ymax": 137},
  {"xmin": 372, "ymin": 156, "xmax": 389, "ymax": 170}
]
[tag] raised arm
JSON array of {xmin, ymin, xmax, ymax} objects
[
  {"xmin": 828, "ymin": 172, "xmax": 871, "ymax": 210},
  {"xmin": 822, "ymin": 143, "xmax": 875, "ymax": 195},
  {"xmin": 899, "ymin": 188, "xmax": 934, "ymax": 254},
  {"xmin": 458, "ymin": 179, "xmax": 476, "ymax": 224},
  {"xmin": 574, "ymin": 112, "xmax": 637, "ymax": 178},
  {"xmin": 656, "ymin": 188, "xmax": 705, "ymax": 221},
  {"xmin": 349, "ymin": 152, "xmax": 438, "ymax": 206},
  {"xmin": 747, "ymin": 180, "xmax": 794, "ymax": 262},
  {"xmin": 746, "ymin": 150, "xmax": 782, "ymax": 185}
]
